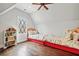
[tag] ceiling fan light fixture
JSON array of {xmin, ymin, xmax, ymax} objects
[{"xmin": 32, "ymin": 3, "xmax": 53, "ymax": 10}]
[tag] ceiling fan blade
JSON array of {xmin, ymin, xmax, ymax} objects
[
  {"xmin": 38, "ymin": 5, "xmax": 43, "ymax": 10},
  {"xmin": 32, "ymin": 3, "xmax": 41, "ymax": 5},
  {"xmin": 44, "ymin": 5, "xmax": 48, "ymax": 10},
  {"xmin": 44, "ymin": 3, "xmax": 53, "ymax": 5}
]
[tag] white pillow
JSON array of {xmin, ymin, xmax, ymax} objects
[{"xmin": 28, "ymin": 34, "xmax": 39, "ymax": 39}]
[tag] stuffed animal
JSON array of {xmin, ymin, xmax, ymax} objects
[{"xmin": 65, "ymin": 27, "xmax": 79, "ymax": 41}]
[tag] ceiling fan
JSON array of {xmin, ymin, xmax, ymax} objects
[{"xmin": 32, "ymin": 3, "xmax": 53, "ymax": 10}]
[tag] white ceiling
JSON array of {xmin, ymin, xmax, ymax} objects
[
  {"xmin": 15, "ymin": 3, "xmax": 54, "ymax": 14},
  {"xmin": 0, "ymin": 3, "xmax": 15, "ymax": 13},
  {"xmin": 0, "ymin": 3, "xmax": 79, "ymax": 15},
  {"xmin": 16, "ymin": 3, "xmax": 39, "ymax": 14},
  {"xmin": 0, "ymin": 3, "xmax": 53, "ymax": 15}
]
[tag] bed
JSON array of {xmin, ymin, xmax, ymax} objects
[
  {"xmin": 28, "ymin": 34, "xmax": 79, "ymax": 55},
  {"xmin": 27, "ymin": 28, "xmax": 79, "ymax": 55}
]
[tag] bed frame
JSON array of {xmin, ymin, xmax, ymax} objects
[{"xmin": 28, "ymin": 38, "xmax": 79, "ymax": 55}]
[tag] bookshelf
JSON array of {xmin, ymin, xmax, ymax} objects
[{"xmin": 4, "ymin": 27, "xmax": 16, "ymax": 48}]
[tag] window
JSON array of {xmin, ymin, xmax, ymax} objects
[{"xmin": 18, "ymin": 16, "xmax": 26, "ymax": 33}]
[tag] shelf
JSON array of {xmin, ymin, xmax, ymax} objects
[{"xmin": 4, "ymin": 27, "xmax": 16, "ymax": 48}]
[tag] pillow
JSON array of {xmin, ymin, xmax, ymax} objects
[
  {"xmin": 28, "ymin": 34, "xmax": 39, "ymax": 39},
  {"xmin": 28, "ymin": 31, "xmax": 38, "ymax": 35}
]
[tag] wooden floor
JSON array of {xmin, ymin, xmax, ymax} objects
[{"xmin": 0, "ymin": 41, "xmax": 78, "ymax": 56}]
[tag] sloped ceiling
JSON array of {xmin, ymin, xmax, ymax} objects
[
  {"xmin": 0, "ymin": 3, "xmax": 53, "ymax": 14},
  {"xmin": 0, "ymin": 3, "xmax": 15, "ymax": 13},
  {"xmin": 16, "ymin": 3, "xmax": 39, "ymax": 13}
]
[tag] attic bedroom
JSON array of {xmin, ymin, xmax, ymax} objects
[{"xmin": 0, "ymin": 3, "xmax": 79, "ymax": 56}]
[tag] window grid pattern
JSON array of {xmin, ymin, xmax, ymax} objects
[{"xmin": 19, "ymin": 19, "xmax": 26, "ymax": 33}]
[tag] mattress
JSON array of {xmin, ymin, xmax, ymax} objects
[
  {"xmin": 62, "ymin": 40, "xmax": 79, "ymax": 49},
  {"xmin": 44, "ymin": 36, "xmax": 63, "ymax": 45},
  {"xmin": 28, "ymin": 34, "xmax": 44, "ymax": 41},
  {"xmin": 45, "ymin": 36, "xmax": 79, "ymax": 49}
]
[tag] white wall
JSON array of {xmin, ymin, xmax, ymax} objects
[
  {"xmin": 0, "ymin": 8, "xmax": 34, "ymax": 47},
  {"xmin": 31, "ymin": 3, "xmax": 79, "ymax": 37},
  {"xmin": 0, "ymin": 3, "xmax": 15, "ymax": 13},
  {"xmin": 0, "ymin": 3, "xmax": 79, "ymax": 47}
]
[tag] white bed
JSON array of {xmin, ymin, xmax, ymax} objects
[
  {"xmin": 44, "ymin": 34, "xmax": 64, "ymax": 45},
  {"xmin": 44, "ymin": 34, "xmax": 79, "ymax": 49},
  {"xmin": 28, "ymin": 34, "xmax": 44, "ymax": 41}
]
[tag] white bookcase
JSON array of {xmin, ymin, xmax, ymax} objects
[{"xmin": 4, "ymin": 28, "xmax": 16, "ymax": 48}]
